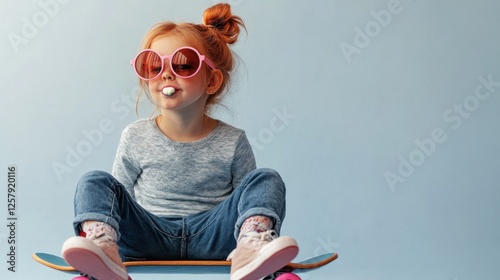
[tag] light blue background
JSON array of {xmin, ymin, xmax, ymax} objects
[{"xmin": 1, "ymin": 0, "xmax": 499, "ymax": 279}]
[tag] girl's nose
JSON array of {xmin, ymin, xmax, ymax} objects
[{"xmin": 161, "ymin": 61, "xmax": 175, "ymax": 80}]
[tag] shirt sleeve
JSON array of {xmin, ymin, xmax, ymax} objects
[
  {"xmin": 111, "ymin": 126, "xmax": 141, "ymax": 199},
  {"xmin": 231, "ymin": 132, "xmax": 257, "ymax": 189}
]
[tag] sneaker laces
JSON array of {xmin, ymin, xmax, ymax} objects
[
  {"xmin": 242, "ymin": 230, "xmax": 278, "ymax": 245},
  {"xmin": 227, "ymin": 230, "xmax": 278, "ymax": 260}
]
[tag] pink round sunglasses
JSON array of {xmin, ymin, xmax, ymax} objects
[{"xmin": 131, "ymin": 46, "xmax": 217, "ymax": 80}]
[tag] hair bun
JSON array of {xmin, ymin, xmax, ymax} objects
[{"xmin": 202, "ymin": 3, "xmax": 245, "ymax": 45}]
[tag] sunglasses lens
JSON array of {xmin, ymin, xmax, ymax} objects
[
  {"xmin": 135, "ymin": 50, "xmax": 162, "ymax": 80},
  {"xmin": 171, "ymin": 48, "xmax": 201, "ymax": 77}
]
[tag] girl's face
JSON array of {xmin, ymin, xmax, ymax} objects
[{"xmin": 147, "ymin": 35, "xmax": 211, "ymax": 115}]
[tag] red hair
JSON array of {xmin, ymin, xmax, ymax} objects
[{"xmin": 136, "ymin": 3, "xmax": 246, "ymax": 113}]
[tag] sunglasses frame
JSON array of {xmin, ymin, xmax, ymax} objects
[{"xmin": 130, "ymin": 46, "xmax": 217, "ymax": 81}]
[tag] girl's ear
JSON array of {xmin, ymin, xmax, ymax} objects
[{"xmin": 206, "ymin": 69, "xmax": 223, "ymax": 95}]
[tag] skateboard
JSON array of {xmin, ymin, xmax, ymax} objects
[{"xmin": 33, "ymin": 251, "xmax": 338, "ymax": 279}]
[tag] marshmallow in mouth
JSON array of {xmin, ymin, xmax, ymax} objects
[{"xmin": 162, "ymin": 87, "xmax": 175, "ymax": 96}]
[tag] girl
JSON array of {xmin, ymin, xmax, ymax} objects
[{"xmin": 62, "ymin": 3, "xmax": 298, "ymax": 280}]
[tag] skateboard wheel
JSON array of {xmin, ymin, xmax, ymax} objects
[
  {"xmin": 275, "ymin": 272, "xmax": 301, "ymax": 280},
  {"xmin": 72, "ymin": 276, "xmax": 89, "ymax": 280}
]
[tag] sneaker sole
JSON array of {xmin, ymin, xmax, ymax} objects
[
  {"xmin": 62, "ymin": 236, "xmax": 128, "ymax": 280},
  {"xmin": 231, "ymin": 236, "xmax": 299, "ymax": 280}
]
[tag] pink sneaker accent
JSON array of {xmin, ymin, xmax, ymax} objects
[
  {"xmin": 229, "ymin": 230, "xmax": 299, "ymax": 280},
  {"xmin": 62, "ymin": 236, "xmax": 128, "ymax": 280}
]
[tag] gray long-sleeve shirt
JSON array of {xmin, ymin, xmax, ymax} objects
[{"xmin": 111, "ymin": 118, "xmax": 256, "ymax": 217}]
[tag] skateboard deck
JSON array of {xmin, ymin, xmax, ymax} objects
[{"xmin": 33, "ymin": 251, "xmax": 338, "ymax": 275}]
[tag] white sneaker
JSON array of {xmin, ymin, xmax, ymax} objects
[
  {"xmin": 229, "ymin": 230, "xmax": 299, "ymax": 280},
  {"xmin": 62, "ymin": 236, "xmax": 129, "ymax": 280}
]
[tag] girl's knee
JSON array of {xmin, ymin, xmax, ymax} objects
[
  {"xmin": 79, "ymin": 170, "xmax": 114, "ymax": 184},
  {"xmin": 239, "ymin": 168, "xmax": 286, "ymax": 195},
  {"xmin": 250, "ymin": 168, "xmax": 284, "ymax": 186},
  {"xmin": 76, "ymin": 171, "xmax": 118, "ymax": 194}
]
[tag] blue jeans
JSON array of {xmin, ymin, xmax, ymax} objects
[{"xmin": 72, "ymin": 168, "xmax": 286, "ymax": 261}]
